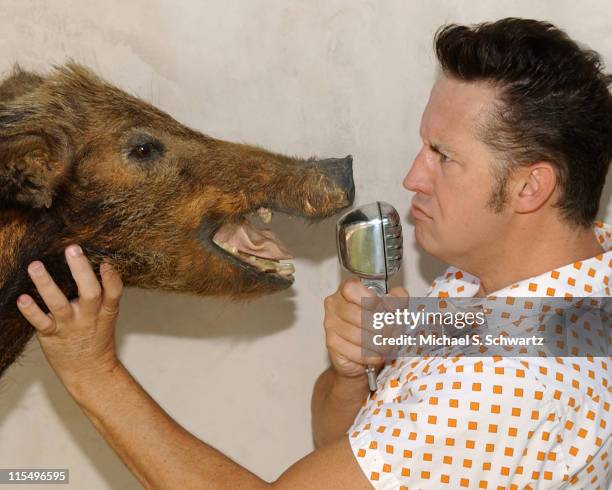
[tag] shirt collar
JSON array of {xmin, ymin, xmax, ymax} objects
[{"xmin": 426, "ymin": 221, "xmax": 612, "ymax": 299}]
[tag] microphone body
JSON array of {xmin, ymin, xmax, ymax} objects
[{"xmin": 336, "ymin": 201, "xmax": 403, "ymax": 390}]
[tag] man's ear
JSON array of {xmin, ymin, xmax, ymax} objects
[
  {"xmin": 513, "ymin": 162, "xmax": 557, "ymax": 214},
  {"xmin": 0, "ymin": 107, "xmax": 72, "ymax": 210}
]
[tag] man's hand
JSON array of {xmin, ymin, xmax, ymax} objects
[
  {"xmin": 323, "ymin": 278, "xmax": 409, "ymax": 379},
  {"xmin": 312, "ymin": 278, "xmax": 409, "ymax": 448},
  {"xmin": 16, "ymin": 244, "xmax": 123, "ymax": 388}
]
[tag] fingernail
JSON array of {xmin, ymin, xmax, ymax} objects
[
  {"xmin": 29, "ymin": 262, "xmax": 44, "ymax": 276},
  {"xmin": 18, "ymin": 295, "xmax": 31, "ymax": 306},
  {"xmin": 67, "ymin": 245, "xmax": 83, "ymax": 257},
  {"xmin": 101, "ymin": 262, "xmax": 113, "ymax": 274}
]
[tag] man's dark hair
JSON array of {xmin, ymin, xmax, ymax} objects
[{"xmin": 434, "ymin": 17, "xmax": 612, "ymax": 226}]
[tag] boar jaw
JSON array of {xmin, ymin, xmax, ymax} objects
[{"xmin": 211, "ymin": 215, "xmax": 295, "ymax": 282}]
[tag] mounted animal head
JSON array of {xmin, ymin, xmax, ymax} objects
[{"xmin": 0, "ymin": 62, "xmax": 354, "ymax": 298}]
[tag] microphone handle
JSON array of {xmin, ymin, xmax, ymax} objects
[
  {"xmin": 361, "ymin": 278, "xmax": 388, "ymax": 296},
  {"xmin": 360, "ymin": 278, "xmax": 388, "ymax": 391}
]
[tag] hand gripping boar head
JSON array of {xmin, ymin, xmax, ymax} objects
[{"xmin": 0, "ymin": 62, "xmax": 354, "ymax": 377}]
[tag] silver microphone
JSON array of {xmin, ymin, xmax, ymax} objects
[{"xmin": 336, "ymin": 201, "xmax": 403, "ymax": 391}]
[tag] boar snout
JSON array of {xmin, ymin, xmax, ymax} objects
[{"xmin": 316, "ymin": 155, "xmax": 355, "ymax": 207}]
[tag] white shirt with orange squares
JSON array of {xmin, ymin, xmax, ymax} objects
[{"xmin": 348, "ymin": 222, "xmax": 612, "ymax": 489}]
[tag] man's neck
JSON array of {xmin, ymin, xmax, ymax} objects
[{"xmin": 473, "ymin": 220, "xmax": 605, "ymax": 298}]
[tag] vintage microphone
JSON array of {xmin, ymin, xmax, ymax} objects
[{"xmin": 336, "ymin": 201, "xmax": 403, "ymax": 391}]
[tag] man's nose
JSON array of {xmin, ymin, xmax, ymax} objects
[{"xmin": 403, "ymin": 147, "xmax": 432, "ymax": 194}]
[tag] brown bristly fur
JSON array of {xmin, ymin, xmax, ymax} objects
[{"xmin": 0, "ymin": 62, "xmax": 353, "ymax": 379}]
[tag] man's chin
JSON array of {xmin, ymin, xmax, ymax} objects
[
  {"xmin": 413, "ymin": 222, "xmax": 429, "ymax": 249},
  {"xmin": 414, "ymin": 223, "xmax": 443, "ymax": 260}
]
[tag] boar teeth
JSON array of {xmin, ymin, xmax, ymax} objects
[
  {"xmin": 257, "ymin": 207, "xmax": 272, "ymax": 223},
  {"xmin": 277, "ymin": 263, "xmax": 295, "ymax": 276},
  {"xmin": 212, "ymin": 237, "xmax": 294, "ymax": 276}
]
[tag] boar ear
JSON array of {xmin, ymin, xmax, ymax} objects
[{"xmin": 0, "ymin": 106, "xmax": 72, "ymax": 209}]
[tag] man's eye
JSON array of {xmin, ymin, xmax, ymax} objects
[{"xmin": 428, "ymin": 144, "xmax": 450, "ymax": 164}]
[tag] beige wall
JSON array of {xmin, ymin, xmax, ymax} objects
[{"xmin": 0, "ymin": 1, "xmax": 610, "ymax": 488}]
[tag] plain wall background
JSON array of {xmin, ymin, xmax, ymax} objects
[{"xmin": 0, "ymin": 1, "xmax": 610, "ymax": 488}]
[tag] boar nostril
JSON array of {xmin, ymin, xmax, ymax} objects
[
  {"xmin": 343, "ymin": 155, "xmax": 354, "ymax": 203},
  {"xmin": 324, "ymin": 155, "xmax": 354, "ymax": 205},
  {"xmin": 345, "ymin": 180, "xmax": 355, "ymax": 204}
]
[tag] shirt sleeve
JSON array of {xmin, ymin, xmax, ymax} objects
[{"xmin": 347, "ymin": 357, "xmax": 570, "ymax": 489}]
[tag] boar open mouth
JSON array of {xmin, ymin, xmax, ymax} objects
[{"xmin": 210, "ymin": 206, "xmax": 296, "ymax": 283}]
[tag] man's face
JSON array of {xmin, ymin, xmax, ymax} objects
[{"xmin": 403, "ymin": 74, "xmax": 511, "ymax": 270}]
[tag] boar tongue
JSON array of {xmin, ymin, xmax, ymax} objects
[{"xmin": 213, "ymin": 219, "xmax": 294, "ymax": 260}]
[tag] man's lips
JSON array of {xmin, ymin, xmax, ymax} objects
[{"xmin": 410, "ymin": 204, "xmax": 432, "ymax": 220}]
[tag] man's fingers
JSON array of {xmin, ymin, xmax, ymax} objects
[
  {"xmin": 325, "ymin": 316, "xmax": 364, "ymax": 345},
  {"xmin": 27, "ymin": 261, "xmax": 73, "ymax": 322},
  {"xmin": 100, "ymin": 262, "xmax": 123, "ymax": 320},
  {"xmin": 381, "ymin": 286, "xmax": 410, "ymax": 312},
  {"xmin": 65, "ymin": 245, "xmax": 102, "ymax": 317},
  {"xmin": 339, "ymin": 278, "xmax": 376, "ymax": 305},
  {"xmin": 16, "ymin": 295, "xmax": 56, "ymax": 335},
  {"xmin": 327, "ymin": 333, "xmax": 384, "ymax": 367},
  {"xmin": 325, "ymin": 293, "xmax": 363, "ymax": 327}
]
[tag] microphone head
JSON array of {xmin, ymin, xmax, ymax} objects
[{"xmin": 336, "ymin": 201, "xmax": 403, "ymax": 280}]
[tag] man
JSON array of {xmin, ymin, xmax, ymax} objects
[
  {"xmin": 17, "ymin": 18, "xmax": 612, "ymax": 489},
  {"xmin": 314, "ymin": 18, "xmax": 612, "ymax": 489}
]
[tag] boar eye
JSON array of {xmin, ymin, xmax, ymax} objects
[{"xmin": 128, "ymin": 140, "xmax": 164, "ymax": 161}]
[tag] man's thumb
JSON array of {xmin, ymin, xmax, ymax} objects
[
  {"xmin": 381, "ymin": 286, "xmax": 409, "ymax": 311},
  {"xmin": 389, "ymin": 286, "xmax": 409, "ymax": 297}
]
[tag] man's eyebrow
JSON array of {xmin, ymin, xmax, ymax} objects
[
  {"xmin": 419, "ymin": 127, "xmax": 460, "ymax": 158},
  {"xmin": 430, "ymin": 142, "xmax": 458, "ymax": 157}
]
